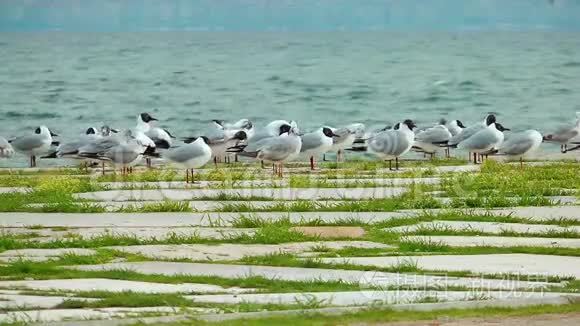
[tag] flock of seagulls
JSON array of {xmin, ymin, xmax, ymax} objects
[{"xmin": 1, "ymin": 112, "xmax": 580, "ymax": 182}]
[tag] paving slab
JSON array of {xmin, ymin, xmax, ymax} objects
[
  {"xmin": 0, "ymin": 248, "xmax": 97, "ymax": 262},
  {"xmin": 106, "ymin": 241, "xmax": 391, "ymax": 261},
  {"xmin": 403, "ymin": 235, "xmax": 580, "ymax": 248},
  {"xmin": 290, "ymin": 226, "xmax": 366, "ymax": 239},
  {"xmin": 401, "ymin": 206, "xmax": 580, "ymax": 222},
  {"xmin": 74, "ymin": 187, "xmax": 408, "ymax": 201},
  {"xmin": 434, "ymin": 196, "xmax": 578, "ymax": 205},
  {"xmin": 186, "ymin": 290, "xmax": 573, "ymax": 307},
  {"xmin": 101, "ymin": 180, "xmax": 287, "ymax": 189},
  {"xmin": 319, "ymin": 254, "xmax": 580, "ymax": 278},
  {"xmin": 0, "ymin": 279, "xmax": 253, "ymax": 294},
  {"xmin": 70, "ymin": 262, "xmax": 558, "ymax": 290},
  {"xmin": 467, "ymin": 206, "xmax": 580, "ymax": 221},
  {"xmin": 20, "ymin": 227, "xmax": 256, "ymax": 241},
  {"xmin": 388, "ymin": 221, "xmax": 580, "ymax": 235},
  {"xmin": 317, "ymin": 177, "xmax": 441, "ymax": 186},
  {"xmin": 0, "ymin": 307, "xmax": 215, "ymax": 324},
  {"xmin": 376, "ymin": 165, "xmax": 480, "ymax": 174},
  {"xmin": 60, "ymin": 200, "xmax": 346, "ymax": 212},
  {"xmin": 0, "ymin": 187, "xmax": 29, "ymax": 194},
  {"xmin": 195, "ymin": 296, "xmax": 579, "ymax": 323},
  {"xmin": 0, "ymin": 294, "xmax": 96, "ymax": 309},
  {"xmin": 0, "ymin": 212, "xmax": 411, "ymax": 228}
]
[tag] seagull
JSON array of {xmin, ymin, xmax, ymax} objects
[
  {"xmin": 447, "ymin": 114, "xmax": 497, "ymax": 162},
  {"xmin": 349, "ymin": 120, "xmax": 416, "ymax": 170},
  {"xmin": 489, "ymin": 130, "xmax": 543, "ymax": 167},
  {"xmin": 208, "ymin": 119, "xmax": 253, "ymax": 163},
  {"xmin": 134, "ymin": 113, "xmax": 159, "ymax": 167},
  {"xmin": 234, "ymin": 127, "xmax": 302, "ymax": 177},
  {"xmin": 213, "ymin": 118, "xmax": 254, "ymax": 139},
  {"xmin": 448, "ymin": 114, "xmax": 496, "ymax": 147},
  {"xmin": 0, "ymin": 136, "xmax": 14, "ymax": 159},
  {"xmin": 543, "ymin": 112, "xmax": 580, "ymax": 153},
  {"xmin": 327, "ymin": 123, "xmax": 365, "ymax": 162},
  {"xmin": 79, "ymin": 130, "xmax": 150, "ymax": 175},
  {"xmin": 43, "ymin": 127, "xmax": 103, "ymax": 159},
  {"xmin": 183, "ymin": 130, "xmax": 247, "ymax": 167},
  {"xmin": 300, "ymin": 127, "xmax": 337, "ymax": 170},
  {"xmin": 9, "ymin": 126, "xmax": 57, "ymax": 168},
  {"xmin": 458, "ymin": 122, "xmax": 510, "ymax": 164},
  {"xmin": 231, "ymin": 122, "xmax": 292, "ymax": 168},
  {"xmin": 413, "ymin": 122, "xmax": 453, "ymax": 158},
  {"xmin": 444, "ymin": 119, "xmax": 466, "ymax": 137},
  {"xmin": 164, "ymin": 136, "xmax": 212, "ymax": 183},
  {"xmin": 146, "ymin": 127, "xmax": 175, "ymax": 149}
]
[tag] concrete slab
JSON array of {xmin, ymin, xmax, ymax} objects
[
  {"xmin": 401, "ymin": 206, "xmax": 580, "ymax": 222},
  {"xmin": 65, "ymin": 200, "xmax": 346, "ymax": 212},
  {"xmin": 0, "ymin": 294, "xmax": 96, "ymax": 309},
  {"xmin": 320, "ymin": 254, "xmax": 580, "ymax": 278},
  {"xmin": 0, "ymin": 279, "xmax": 253, "ymax": 294},
  {"xmin": 435, "ymin": 196, "xmax": 578, "ymax": 205},
  {"xmin": 403, "ymin": 235, "xmax": 580, "ymax": 248},
  {"xmin": 71, "ymin": 262, "xmax": 558, "ymax": 290},
  {"xmin": 388, "ymin": 221, "xmax": 580, "ymax": 235},
  {"xmin": 0, "ymin": 248, "xmax": 96, "ymax": 262},
  {"xmin": 376, "ymin": 165, "xmax": 480, "ymax": 174},
  {"xmin": 195, "ymin": 296, "xmax": 579, "ymax": 323},
  {"xmin": 0, "ymin": 187, "xmax": 29, "ymax": 194},
  {"xmin": 187, "ymin": 290, "xmax": 572, "ymax": 307},
  {"xmin": 0, "ymin": 307, "xmax": 215, "ymax": 324},
  {"xmin": 0, "ymin": 212, "xmax": 411, "ymax": 228},
  {"xmin": 5, "ymin": 227, "xmax": 256, "ymax": 241},
  {"xmin": 290, "ymin": 226, "xmax": 366, "ymax": 239},
  {"xmin": 106, "ymin": 242, "xmax": 391, "ymax": 261},
  {"xmin": 318, "ymin": 178, "xmax": 441, "ymax": 186},
  {"xmin": 74, "ymin": 187, "xmax": 408, "ymax": 201},
  {"xmin": 469, "ymin": 206, "xmax": 580, "ymax": 221},
  {"xmin": 101, "ymin": 180, "xmax": 287, "ymax": 189}
]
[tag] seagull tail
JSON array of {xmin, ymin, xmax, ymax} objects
[
  {"xmin": 345, "ymin": 146, "xmax": 368, "ymax": 152},
  {"xmin": 41, "ymin": 151, "xmax": 58, "ymax": 159},
  {"xmin": 226, "ymin": 145, "xmax": 247, "ymax": 153},
  {"xmin": 143, "ymin": 146, "xmax": 160, "ymax": 158}
]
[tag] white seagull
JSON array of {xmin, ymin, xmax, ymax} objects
[
  {"xmin": 413, "ymin": 122, "xmax": 453, "ymax": 158},
  {"xmin": 0, "ymin": 136, "xmax": 14, "ymax": 159},
  {"xmin": 490, "ymin": 129, "xmax": 543, "ymax": 167},
  {"xmin": 164, "ymin": 136, "xmax": 212, "ymax": 183},
  {"xmin": 328, "ymin": 123, "xmax": 365, "ymax": 162},
  {"xmin": 543, "ymin": 112, "xmax": 580, "ymax": 152},
  {"xmin": 9, "ymin": 126, "xmax": 57, "ymax": 168},
  {"xmin": 458, "ymin": 122, "xmax": 510, "ymax": 164},
  {"xmin": 235, "ymin": 127, "xmax": 302, "ymax": 177},
  {"xmin": 300, "ymin": 127, "xmax": 337, "ymax": 170},
  {"xmin": 352, "ymin": 120, "xmax": 416, "ymax": 170}
]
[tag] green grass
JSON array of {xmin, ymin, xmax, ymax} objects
[
  {"xmin": 56, "ymin": 292, "xmax": 191, "ymax": 309},
  {"xmin": 0, "ymin": 260, "xmax": 361, "ymax": 293},
  {"xmin": 117, "ymin": 201, "xmax": 193, "ymax": 213},
  {"xmin": 170, "ymin": 301, "xmax": 580, "ymax": 326},
  {"xmin": 442, "ymin": 161, "xmax": 580, "ymax": 198}
]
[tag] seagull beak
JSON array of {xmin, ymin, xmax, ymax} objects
[
  {"xmin": 111, "ymin": 129, "xmax": 119, "ymax": 133},
  {"xmin": 150, "ymin": 117, "xmax": 158, "ymax": 121}
]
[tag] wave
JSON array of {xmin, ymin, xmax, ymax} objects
[
  {"xmin": 347, "ymin": 89, "xmax": 374, "ymax": 100},
  {"xmin": 562, "ymin": 61, "xmax": 580, "ymax": 67},
  {"xmin": 458, "ymin": 80, "xmax": 481, "ymax": 88},
  {"xmin": 2, "ymin": 111, "xmax": 61, "ymax": 120}
]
